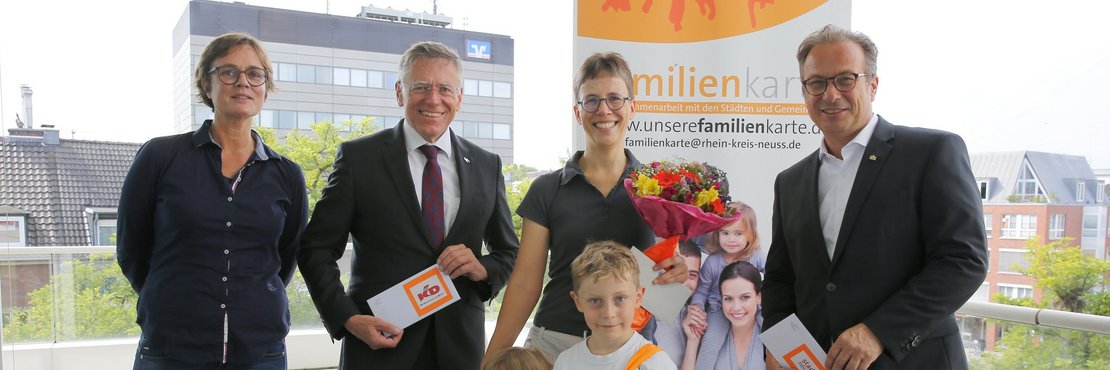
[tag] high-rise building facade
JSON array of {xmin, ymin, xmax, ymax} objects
[{"xmin": 172, "ymin": 0, "xmax": 515, "ymax": 162}]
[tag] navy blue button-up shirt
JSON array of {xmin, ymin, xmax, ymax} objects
[{"xmin": 117, "ymin": 120, "xmax": 307, "ymax": 364}]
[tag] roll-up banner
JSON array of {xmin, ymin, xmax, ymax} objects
[{"xmin": 573, "ymin": 0, "xmax": 851, "ymax": 365}]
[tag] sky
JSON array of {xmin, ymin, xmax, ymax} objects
[{"xmin": 1, "ymin": 0, "xmax": 1108, "ymax": 170}]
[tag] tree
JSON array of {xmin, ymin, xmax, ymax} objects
[
  {"xmin": 484, "ymin": 170, "xmax": 534, "ymax": 319},
  {"xmin": 257, "ymin": 118, "xmax": 378, "ymax": 214},
  {"xmin": 4, "ymin": 255, "xmax": 139, "ymax": 342},
  {"xmin": 502, "ymin": 163, "xmax": 537, "ymax": 183},
  {"xmin": 973, "ymin": 238, "xmax": 1110, "ymax": 369},
  {"xmin": 1020, "ymin": 238, "xmax": 1110, "ymax": 313}
]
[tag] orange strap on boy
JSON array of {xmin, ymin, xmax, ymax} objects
[{"xmin": 625, "ymin": 343, "xmax": 663, "ymax": 370}]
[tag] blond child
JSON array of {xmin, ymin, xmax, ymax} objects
[
  {"xmin": 689, "ymin": 202, "xmax": 763, "ymax": 324},
  {"xmin": 483, "ymin": 347, "xmax": 552, "ymax": 370},
  {"xmin": 553, "ymin": 241, "xmax": 677, "ymax": 370}
]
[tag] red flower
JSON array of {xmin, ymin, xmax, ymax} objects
[
  {"xmin": 655, "ymin": 171, "xmax": 681, "ymax": 189},
  {"xmin": 679, "ymin": 169, "xmax": 701, "ymax": 184}
]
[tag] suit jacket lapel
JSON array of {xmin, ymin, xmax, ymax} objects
[
  {"xmin": 800, "ymin": 151, "xmax": 832, "ymax": 271},
  {"xmin": 831, "ymin": 117, "xmax": 894, "ymax": 266},
  {"xmin": 444, "ymin": 131, "xmax": 471, "ymax": 246},
  {"xmin": 382, "ymin": 121, "xmax": 431, "ymax": 247}
]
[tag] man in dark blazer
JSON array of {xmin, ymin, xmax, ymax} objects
[
  {"xmin": 762, "ymin": 25, "xmax": 988, "ymax": 370},
  {"xmin": 297, "ymin": 41, "xmax": 519, "ymax": 370}
]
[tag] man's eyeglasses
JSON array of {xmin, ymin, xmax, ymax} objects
[
  {"xmin": 405, "ymin": 83, "xmax": 459, "ymax": 97},
  {"xmin": 802, "ymin": 72, "xmax": 868, "ymax": 95},
  {"xmin": 208, "ymin": 65, "xmax": 268, "ymax": 87},
  {"xmin": 578, "ymin": 95, "xmax": 631, "ymax": 113}
]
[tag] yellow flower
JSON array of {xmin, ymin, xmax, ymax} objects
[
  {"xmin": 635, "ymin": 174, "xmax": 662, "ymax": 197},
  {"xmin": 695, "ymin": 187, "xmax": 719, "ymax": 207}
]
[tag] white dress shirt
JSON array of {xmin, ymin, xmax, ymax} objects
[
  {"xmin": 403, "ymin": 121, "xmax": 460, "ymax": 235},
  {"xmin": 817, "ymin": 113, "xmax": 879, "ymax": 259}
]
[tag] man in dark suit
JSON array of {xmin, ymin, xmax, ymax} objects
[
  {"xmin": 762, "ymin": 25, "xmax": 988, "ymax": 370},
  {"xmin": 297, "ymin": 41, "xmax": 519, "ymax": 370}
]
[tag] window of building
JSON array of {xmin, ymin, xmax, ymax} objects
[
  {"xmin": 1098, "ymin": 181, "xmax": 1106, "ymax": 203},
  {"xmin": 258, "ymin": 110, "xmax": 275, "ymax": 128},
  {"xmin": 351, "ymin": 69, "xmax": 368, "ymax": 87},
  {"xmin": 383, "ymin": 72, "xmax": 399, "ymax": 89},
  {"xmin": 315, "ymin": 66, "xmax": 333, "ymax": 85},
  {"xmin": 1083, "ymin": 214, "xmax": 1099, "ymax": 237},
  {"xmin": 333, "ymin": 68, "xmax": 350, "ymax": 86},
  {"xmin": 464, "ymin": 79, "xmax": 479, "ymax": 96},
  {"xmin": 977, "ymin": 180, "xmax": 990, "ymax": 200},
  {"xmin": 0, "ymin": 216, "xmax": 27, "ymax": 245},
  {"xmin": 479, "ymin": 122, "xmax": 493, "ymax": 139},
  {"xmin": 96, "ymin": 219, "xmax": 117, "ymax": 246},
  {"xmin": 1014, "ymin": 161, "xmax": 1043, "ymax": 200},
  {"xmin": 277, "ymin": 110, "xmax": 296, "ymax": 129},
  {"xmin": 334, "ymin": 114, "xmax": 351, "ymax": 126},
  {"xmin": 971, "ymin": 283, "xmax": 990, "ymax": 303},
  {"xmin": 463, "ymin": 121, "xmax": 477, "ymax": 138},
  {"xmin": 493, "ymin": 123, "xmax": 511, "ymax": 140},
  {"xmin": 1001, "ymin": 214, "xmax": 1037, "ymax": 239},
  {"xmin": 493, "ymin": 82, "xmax": 512, "ymax": 98},
  {"xmin": 382, "ymin": 116, "xmax": 401, "ymax": 129},
  {"xmin": 315, "ymin": 112, "xmax": 333, "ymax": 124},
  {"xmin": 297, "ymin": 111, "xmax": 315, "ymax": 129},
  {"xmin": 478, "ymin": 80, "xmax": 494, "ymax": 97},
  {"xmin": 368, "ymin": 70, "xmax": 384, "ymax": 88},
  {"xmin": 1076, "ymin": 181, "xmax": 1086, "ymax": 202},
  {"xmin": 998, "ymin": 249, "xmax": 1030, "ymax": 274},
  {"xmin": 296, "ymin": 64, "xmax": 315, "ymax": 83},
  {"xmin": 984, "ymin": 214, "xmax": 993, "ymax": 238},
  {"xmin": 277, "ymin": 63, "xmax": 296, "ymax": 81},
  {"xmin": 1049, "ymin": 214, "xmax": 1065, "ymax": 240},
  {"xmin": 997, "ymin": 284, "xmax": 1033, "ymax": 299}
]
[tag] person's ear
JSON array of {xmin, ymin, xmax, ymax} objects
[{"xmin": 570, "ymin": 291, "xmax": 584, "ymax": 313}]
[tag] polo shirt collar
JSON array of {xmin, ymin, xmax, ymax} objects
[
  {"xmin": 559, "ymin": 149, "xmax": 641, "ymax": 186},
  {"xmin": 191, "ymin": 119, "xmax": 280, "ymax": 161}
]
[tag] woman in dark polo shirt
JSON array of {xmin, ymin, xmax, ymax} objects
[{"xmin": 485, "ymin": 52, "xmax": 688, "ymax": 362}]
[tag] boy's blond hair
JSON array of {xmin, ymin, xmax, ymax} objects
[
  {"xmin": 571, "ymin": 241, "xmax": 640, "ymax": 291},
  {"xmin": 482, "ymin": 347, "xmax": 552, "ymax": 370}
]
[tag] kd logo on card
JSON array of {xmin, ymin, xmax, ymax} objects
[
  {"xmin": 785, "ymin": 344, "xmax": 826, "ymax": 370},
  {"xmin": 403, "ymin": 269, "xmax": 455, "ymax": 316},
  {"xmin": 578, "ymin": 0, "xmax": 827, "ymax": 42}
]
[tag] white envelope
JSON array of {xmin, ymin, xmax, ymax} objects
[
  {"xmin": 366, "ymin": 264, "xmax": 460, "ymax": 329},
  {"xmin": 631, "ymin": 247, "xmax": 693, "ymax": 322},
  {"xmin": 760, "ymin": 313, "xmax": 828, "ymax": 370}
]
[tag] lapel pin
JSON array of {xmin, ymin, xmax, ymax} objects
[
  {"xmin": 463, "ymin": 157, "xmax": 470, "ymax": 164},
  {"xmin": 868, "ymin": 154, "xmax": 878, "ymax": 161}
]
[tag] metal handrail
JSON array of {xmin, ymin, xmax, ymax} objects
[{"xmin": 958, "ymin": 300, "xmax": 1110, "ymax": 335}]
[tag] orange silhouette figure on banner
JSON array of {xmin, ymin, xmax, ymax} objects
[{"xmin": 582, "ymin": 0, "xmax": 826, "ymax": 43}]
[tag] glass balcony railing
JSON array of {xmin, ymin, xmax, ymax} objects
[{"xmin": 1, "ymin": 246, "xmax": 1107, "ymax": 369}]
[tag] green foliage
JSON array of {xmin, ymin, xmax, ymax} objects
[
  {"xmin": 484, "ymin": 169, "xmax": 536, "ymax": 320},
  {"xmin": 258, "ymin": 118, "xmax": 378, "ymax": 215},
  {"xmin": 506, "ymin": 178, "xmax": 533, "ymax": 241},
  {"xmin": 1006, "ymin": 194, "xmax": 1050, "ymax": 203},
  {"xmin": 502, "ymin": 163, "xmax": 538, "ymax": 182},
  {"xmin": 1019, "ymin": 238, "xmax": 1110, "ymax": 313},
  {"xmin": 4, "ymin": 255, "xmax": 139, "ymax": 342},
  {"xmin": 971, "ymin": 238, "xmax": 1110, "ymax": 369}
]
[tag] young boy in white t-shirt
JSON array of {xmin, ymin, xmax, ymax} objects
[{"xmin": 553, "ymin": 241, "xmax": 677, "ymax": 370}]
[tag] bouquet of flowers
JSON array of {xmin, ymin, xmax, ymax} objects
[{"xmin": 625, "ymin": 160, "xmax": 737, "ymax": 245}]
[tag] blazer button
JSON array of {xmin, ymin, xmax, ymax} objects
[
  {"xmin": 826, "ymin": 283, "xmax": 837, "ymax": 292},
  {"xmin": 911, "ymin": 335, "xmax": 922, "ymax": 347}
]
